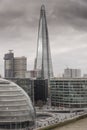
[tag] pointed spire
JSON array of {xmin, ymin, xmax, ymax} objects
[
  {"xmin": 41, "ymin": 4, "xmax": 45, "ymax": 11},
  {"xmin": 40, "ymin": 4, "xmax": 46, "ymax": 17},
  {"xmin": 35, "ymin": 5, "xmax": 53, "ymax": 79}
]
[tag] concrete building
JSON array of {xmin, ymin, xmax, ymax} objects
[
  {"xmin": 4, "ymin": 51, "xmax": 27, "ymax": 78},
  {"xmin": 14, "ymin": 57, "xmax": 27, "ymax": 78},
  {"xmin": 4, "ymin": 50, "xmax": 14, "ymax": 78},
  {"xmin": 25, "ymin": 70, "xmax": 37, "ymax": 78},
  {"xmin": 50, "ymin": 78, "xmax": 87, "ymax": 108},
  {"xmin": 63, "ymin": 68, "xmax": 81, "ymax": 78},
  {"xmin": 0, "ymin": 78, "xmax": 35, "ymax": 130}
]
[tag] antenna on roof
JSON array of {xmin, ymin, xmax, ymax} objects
[{"xmin": 9, "ymin": 50, "xmax": 13, "ymax": 53}]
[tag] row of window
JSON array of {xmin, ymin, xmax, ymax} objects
[{"xmin": 0, "ymin": 121, "xmax": 34, "ymax": 129}]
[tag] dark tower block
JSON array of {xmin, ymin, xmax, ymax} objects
[
  {"xmin": 4, "ymin": 50, "xmax": 14, "ymax": 78},
  {"xmin": 35, "ymin": 5, "xmax": 53, "ymax": 79}
]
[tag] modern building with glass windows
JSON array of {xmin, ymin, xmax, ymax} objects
[
  {"xmin": 34, "ymin": 5, "xmax": 53, "ymax": 79},
  {"xmin": 6, "ymin": 78, "xmax": 34, "ymax": 103},
  {"xmin": 0, "ymin": 78, "xmax": 35, "ymax": 130},
  {"xmin": 6, "ymin": 78, "xmax": 48, "ymax": 105},
  {"xmin": 50, "ymin": 78, "xmax": 87, "ymax": 108}
]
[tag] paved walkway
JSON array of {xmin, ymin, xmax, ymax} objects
[{"xmin": 34, "ymin": 107, "xmax": 85, "ymax": 129}]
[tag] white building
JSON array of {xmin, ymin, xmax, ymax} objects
[
  {"xmin": 63, "ymin": 68, "xmax": 81, "ymax": 78},
  {"xmin": 25, "ymin": 70, "xmax": 37, "ymax": 78}
]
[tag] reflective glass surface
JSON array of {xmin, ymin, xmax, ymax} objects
[{"xmin": 0, "ymin": 78, "xmax": 35, "ymax": 129}]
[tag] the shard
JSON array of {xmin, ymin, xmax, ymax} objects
[{"xmin": 35, "ymin": 5, "xmax": 53, "ymax": 79}]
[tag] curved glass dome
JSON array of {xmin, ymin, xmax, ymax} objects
[{"xmin": 0, "ymin": 78, "xmax": 35, "ymax": 129}]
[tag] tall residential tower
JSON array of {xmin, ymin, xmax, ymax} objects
[{"xmin": 35, "ymin": 5, "xmax": 53, "ymax": 79}]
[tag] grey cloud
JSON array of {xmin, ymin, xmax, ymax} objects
[
  {"xmin": 0, "ymin": 0, "xmax": 87, "ymax": 31},
  {"xmin": 47, "ymin": 0, "xmax": 87, "ymax": 31},
  {"xmin": 0, "ymin": 1, "xmax": 37, "ymax": 39},
  {"xmin": 53, "ymin": 45, "xmax": 87, "ymax": 76},
  {"xmin": 0, "ymin": 0, "xmax": 39, "ymax": 28}
]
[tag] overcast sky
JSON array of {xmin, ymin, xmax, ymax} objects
[{"xmin": 0, "ymin": 0, "xmax": 87, "ymax": 77}]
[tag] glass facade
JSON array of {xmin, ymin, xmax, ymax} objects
[
  {"xmin": 50, "ymin": 78, "xmax": 87, "ymax": 108},
  {"xmin": 0, "ymin": 78, "xmax": 35, "ymax": 130},
  {"xmin": 6, "ymin": 78, "xmax": 34, "ymax": 103},
  {"xmin": 35, "ymin": 5, "xmax": 53, "ymax": 79}
]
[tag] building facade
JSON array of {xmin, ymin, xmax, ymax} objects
[
  {"xmin": 4, "ymin": 51, "xmax": 27, "ymax": 78},
  {"xmin": 25, "ymin": 70, "xmax": 37, "ymax": 78},
  {"xmin": 34, "ymin": 79, "xmax": 48, "ymax": 105},
  {"xmin": 6, "ymin": 78, "xmax": 48, "ymax": 105},
  {"xmin": 4, "ymin": 50, "xmax": 14, "ymax": 78},
  {"xmin": 63, "ymin": 68, "xmax": 81, "ymax": 78},
  {"xmin": 83, "ymin": 74, "xmax": 87, "ymax": 78},
  {"xmin": 6, "ymin": 78, "xmax": 34, "ymax": 103},
  {"xmin": 14, "ymin": 57, "xmax": 27, "ymax": 78},
  {"xmin": 34, "ymin": 5, "xmax": 53, "ymax": 79},
  {"xmin": 50, "ymin": 78, "xmax": 87, "ymax": 108}
]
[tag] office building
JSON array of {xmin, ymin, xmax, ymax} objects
[
  {"xmin": 6, "ymin": 78, "xmax": 48, "ymax": 105},
  {"xmin": 4, "ymin": 51, "xmax": 27, "ymax": 78},
  {"xmin": 0, "ymin": 78, "xmax": 35, "ymax": 130},
  {"xmin": 4, "ymin": 50, "xmax": 14, "ymax": 78},
  {"xmin": 25, "ymin": 70, "xmax": 37, "ymax": 78},
  {"xmin": 14, "ymin": 57, "xmax": 27, "ymax": 78},
  {"xmin": 34, "ymin": 5, "xmax": 53, "ymax": 79},
  {"xmin": 50, "ymin": 78, "xmax": 87, "ymax": 108},
  {"xmin": 6, "ymin": 78, "xmax": 34, "ymax": 103},
  {"xmin": 34, "ymin": 79, "xmax": 48, "ymax": 105},
  {"xmin": 63, "ymin": 68, "xmax": 81, "ymax": 78}
]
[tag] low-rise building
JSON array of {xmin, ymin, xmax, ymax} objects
[{"xmin": 50, "ymin": 78, "xmax": 87, "ymax": 108}]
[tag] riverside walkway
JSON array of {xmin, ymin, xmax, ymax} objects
[
  {"xmin": 53, "ymin": 117, "xmax": 87, "ymax": 130},
  {"xmin": 34, "ymin": 107, "xmax": 87, "ymax": 130}
]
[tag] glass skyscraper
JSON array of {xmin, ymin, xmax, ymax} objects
[{"xmin": 35, "ymin": 5, "xmax": 53, "ymax": 79}]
